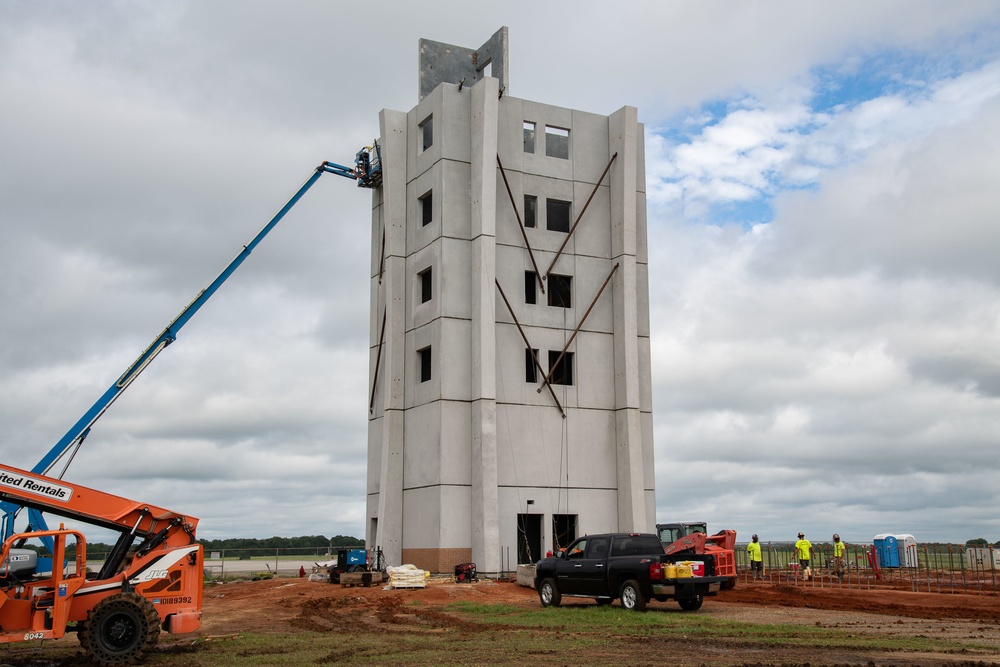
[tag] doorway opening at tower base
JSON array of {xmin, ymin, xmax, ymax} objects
[
  {"xmin": 553, "ymin": 514, "xmax": 577, "ymax": 553},
  {"xmin": 517, "ymin": 514, "xmax": 541, "ymax": 564}
]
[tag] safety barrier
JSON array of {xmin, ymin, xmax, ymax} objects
[{"xmin": 735, "ymin": 542, "xmax": 999, "ymax": 594}]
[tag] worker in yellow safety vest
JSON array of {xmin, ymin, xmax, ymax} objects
[
  {"xmin": 746, "ymin": 534, "xmax": 763, "ymax": 580},
  {"xmin": 832, "ymin": 533, "xmax": 847, "ymax": 582},
  {"xmin": 794, "ymin": 532, "xmax": 813, "ymax": 579}
]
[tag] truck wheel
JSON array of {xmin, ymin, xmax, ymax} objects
[
  {"xmin": 537, "ymin": 578, "xmax": 562, "ymax": 607},
  {"xmin": 79, "ymin": 592, "xmax": 160, "ymax": 665},
  {"xmin": 619, "ymin": 579, "xmax": 646, "ymax": 611},
  {"xmin": 677, "ymin": 595, "xmax": 703, "ymax": 611}
]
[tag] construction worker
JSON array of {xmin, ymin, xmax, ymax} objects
[
  {"xmin": 832, "ymin": 534, "xmax": 846, "ymax": 582},
  {"xmin": 794, "ymin": 532, "xmax": 813, "ymax": 579},
  {"xmin": 746, "ymin": 534, "xmax": 763, "ymax": 580}
]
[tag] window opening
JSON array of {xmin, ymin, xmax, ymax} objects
[
  {"xmin": 517, "ymin": 513, "xmax": 542, "ymax": 564},
  {"xmin": 525, "ymin": 348, "xmax": 538, "ymax": 383},
  {"xmin": 420, "ymin": 191, "xmax": 433, "ymax": 226},
  {"xmin": 418, "ymin": 346, "xmax": 432, "ymax": 382},
  {"xmin": 524, "ymin": 271, "xmax": 537, "ymax": 305},
  {"xmin": 523, "ymin": 195, "xmax": 537, "ymax": 228},
  {"xmin": 548, "ymin": 351, "xmax": 573, "ymax": 386},
  {"xmin": 552, "ymin": 514, "xmax": 577, "ymax": 551},
  {"xmin": 545, "ymin": 126, "xmax": 569, "ymax": 159},
  {"xmin": 523, "ymin": 121, "xmax": 536, "ymax": 153},
  {"xmin": 419, "ymin": 115, "xmax": 433, "ymax": 151},
  {"xmin": 419, "ymin": 267, "xmax": 432, "ymax": 303},
  {"xmin": 586, "ymin": 536, "xmax": 610, "ymax": 559},
  {"xmin": 546, "ymin": 199, "xmax": 570, "ymax": 233},
  {"xmin": 547, "ymin": 274, "xmax": 572, "ymax": 308}
]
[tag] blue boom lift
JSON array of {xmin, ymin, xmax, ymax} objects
[{"xmin": 1, "ymin": 144, "xmax": 382, "ymax": 546}]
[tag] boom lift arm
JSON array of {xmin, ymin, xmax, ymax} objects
[{"xmin": 1, "ymin": 144, "xmax": 382, "ymax": 540}]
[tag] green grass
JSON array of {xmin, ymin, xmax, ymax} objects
[{"xmin": 443, "ymin": 602, "xmax": 991, "ymax": 653}]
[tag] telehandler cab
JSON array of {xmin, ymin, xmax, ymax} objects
[{"xmin": 0, "ymin": 464, "xmax": 202, "ymax": 664}]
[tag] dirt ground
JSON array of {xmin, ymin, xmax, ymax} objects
[{"xmin": 180, "ymin": 576, "xmax": 1000, "ymax": 666}]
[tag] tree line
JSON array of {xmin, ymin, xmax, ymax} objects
[
  {"xmin": 198, "ymin": 535, "xmax": 364, "ymax": 554},
  {"xmin": 51, "ymin": 535, "xmax": 364, "ymax": 559}
]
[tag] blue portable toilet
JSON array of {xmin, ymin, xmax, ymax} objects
[
  {"xmin": 873, "ymin": 534, "xmax": 888, "ymax": 567},
  {"xmin": 873, "ymin": 533, "xmax": 901, "ymax": 568},
  {"xmin": 883, "ymin": 535, "xmax": 900, "ymax": 566}
]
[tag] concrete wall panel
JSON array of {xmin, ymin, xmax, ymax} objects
[
  {"xmin": 402, "ymin": 486, "xmax": 442, "ymax": 549},
  {"xmin": 439, "ymin": 237, "xmax": 473, "ymax": 321},
  {"xmin": 496, "ymin": 96, "xmax": 525, "ymax": 173},
  {"xmin": 574, "ymin": 331, "xmax": 615, "ymax": 410},
  {"xmin": 442, "ymin": 159, "xmax": 473, "ymax": 241},
  {"xmin": 571, "ymin": 109, "xmax": 612, "ymax": 184},
  {"xmin": 638, "ymin": 335, "xmax": 653, "ymax": 414},
  {"xmin": 403, "ymin": 401, "xmax": 442, "ymax": 488},
  {"xmin": 569, "ymin": 182, "xmax": 612, "ymax": 260},
  {"xmin": 440, "ymin": 401, "xmax": 473, "ymax": 485},
  {"xmin": 367, "ymin": 416, "xmax": 383, "ymax": 492},
  {"xmin": 440, "ymin": 317, "xmax": 472, "ymax": 400},
  {"xmin": 520, "ymin": 100, "xmax": 574, "ymax": 181}
]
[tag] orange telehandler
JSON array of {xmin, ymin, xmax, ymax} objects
[{"xmin": 0, "ymin": 463, "xmax": 202, "ymax": 664}]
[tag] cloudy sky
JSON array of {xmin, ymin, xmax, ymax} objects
[{"xmin": 1, "ymin": 1, "xmax": 998, "ymax": 545}]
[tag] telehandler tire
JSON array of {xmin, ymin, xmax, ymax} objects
[{"xmin": 79, "ymin": 592, "xmax": 160, "ymax": 665}]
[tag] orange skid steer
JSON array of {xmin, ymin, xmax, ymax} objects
[
  {"xmin": 662, "ymin": 530, "xmax": 738, "ymax": 590},
  {"xmin": 0, "ymin": 463, "xmax": 202, "ymax": 664}
]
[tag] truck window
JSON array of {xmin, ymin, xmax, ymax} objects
[
  {"xmin": 586, "ymin": 537, "xmax": 609, "ymax": 559},
  {"xmin": 611, "ymin": 535, "xmax": 664, "ymax": 557},
  {"xmin": 566, "ymin": 539, "xmax": 587, "ymax": 559}
]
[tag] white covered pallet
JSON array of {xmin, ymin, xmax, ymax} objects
[{"xmin": 387, "ymin": 564, "xmax": 429, "ymax": 588}]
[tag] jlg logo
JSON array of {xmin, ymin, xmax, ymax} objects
[{"xmin": 141, "ymin": 569, "xmax": 169, "ymax": 581}]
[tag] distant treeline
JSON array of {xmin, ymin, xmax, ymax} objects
[
  {"xmin": 53, "ymin": 535, "xmax": 364, "ymax": 560},
  {"xmin": 197, "ymin": 535, "xmax": 364, "ymax": 553},
  {"xmin": 965, "ymin": 538, "xmax": 1000, "ymax": 547}
]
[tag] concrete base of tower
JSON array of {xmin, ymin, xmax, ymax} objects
[{"xmin": 401, "ymin": 547, "xmax": 474, "ymax": 574}]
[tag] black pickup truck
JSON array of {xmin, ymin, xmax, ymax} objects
[{"xmin": 534, "ymin": 532, "xmax": 727, "ymax": 611}]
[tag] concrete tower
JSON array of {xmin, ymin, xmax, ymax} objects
[{"xmin": 366, "ymin": 28, "xmax": 654, "ymax": 574}]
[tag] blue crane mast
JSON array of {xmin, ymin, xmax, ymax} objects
[{"xmin": 1, "ymin": 145, "xmax": 382, "ymax": 541}]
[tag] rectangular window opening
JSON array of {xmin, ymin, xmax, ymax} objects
[
  {"xmin": 418, "ymin": 346, "xmax": 432, "ymax": 383},
  {"xmin": 517, "ymin": 513, "xmax": 542, "ymax": 565},
  {"xmin": 548, "ymin": 350, "xmax": 573, "ymax": 386},
  {"xmin": 419, "ymin": 267, "xmax": 432, "ymax": 303},
  {"xmin": 525, "ymin": 348, "xmax": 538, "ymax": 383},
  {"xmin": 523, "ymin": 121, "xmax": 536, "ymax": 154},
  {"xmin": 547, "ymin": 274, "xmax": 572, "ymax": 308},
  {"xmin": 420, "ymin": 191, "xmax": 433, "ymax": 226},
  {"xmin": 524, "ymin": 271, "xmax": 537, "ymax": 305},
  {"xmin": 523, "ymin": 195, "xmax": 537, "ymax": 228},
  {"xmin": 546, "ymin": 198, "xmax": 570, "ymax": 233},
  {"xmin": 420, "ymin": 115, "xmax": 433, "ymax": 152},
  {"xmin": 552, "ymin": 514, "xmax": 578, "ymax": 552},
  {"xmin": 545, "ymin": 126, "xmax": 569, "ymax": 159}
]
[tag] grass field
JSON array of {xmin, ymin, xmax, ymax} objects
[{"xmin": 13, "ymin": 598, "xmax": 997, "ymax": 667}]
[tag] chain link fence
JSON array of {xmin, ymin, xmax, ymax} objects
[{"xmin": 736, "ymin": 542, "xmax": 999, "ymax": 594}]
